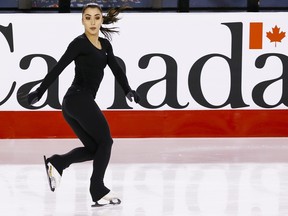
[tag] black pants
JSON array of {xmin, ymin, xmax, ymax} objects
[{"xmin": 50, "ymin": 87, "xmax": 113, "ymax": 202}]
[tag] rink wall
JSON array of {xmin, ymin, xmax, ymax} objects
[{"xmin": 0, "ymin": 13, "xmax": 288, "ymax": 138}]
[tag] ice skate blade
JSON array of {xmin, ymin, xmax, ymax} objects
[
  {"xmin": 44, "ymin": 155, "xmax": 62, "ymax": 191},
  {"xmin": 91, "ymin": 198, "xmax": 121, "ymax": 207},
  {"xmin": 43, "ymin": 155, "xmax": 55, "ymax": 192}
]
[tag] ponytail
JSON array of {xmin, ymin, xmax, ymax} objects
[{"xmin": 101, "ymin": 7, "xmax": 128, "ymax": 40}]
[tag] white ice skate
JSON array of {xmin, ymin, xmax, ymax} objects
[
  {"xmin": 43, "ymin": 155, "xmax": 62, "ymax": 192},
  {"xmin": 91, "ymin": 191, "xmax": 121, "ymax": 207}
]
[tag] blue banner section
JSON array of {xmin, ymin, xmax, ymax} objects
[
  {"xmin": 0, "ymin": 0, "xmax": 17, "ymax": 7},
  {"xmin": 1, "ymin": 0, "xmax": 288, "ymax": 9}
]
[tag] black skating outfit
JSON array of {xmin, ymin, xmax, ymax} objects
[{"xmin": 36, "ymin": 34, "xmax": 132, "ymax": 202}]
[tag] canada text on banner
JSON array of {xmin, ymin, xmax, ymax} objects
[{"xmin": 0, "ymin": 13, "xmax": 288, "ymax": 111}]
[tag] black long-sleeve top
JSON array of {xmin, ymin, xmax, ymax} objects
[{"xmin": 37, "ymin": 33, "xmax": 131, "ymax": 99}]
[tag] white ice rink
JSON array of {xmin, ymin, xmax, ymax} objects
[{"xmin": 1, "ymin": 138, "xmax": 288, "ymax": 216}]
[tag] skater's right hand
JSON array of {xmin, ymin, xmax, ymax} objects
[
  {"xmin": 126, "ymin": 90, "xmax": 141, "ymax": 104},
  {"xmin": 27, "ymin": 90, "xmax": 40, "ymax": 105}
]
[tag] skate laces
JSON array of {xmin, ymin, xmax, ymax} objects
[{"xmin": 47, "ymin": 162, "xmax": 61, "ymax": 190}]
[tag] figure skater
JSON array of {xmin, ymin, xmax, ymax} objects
[{"xmin": 27, "ymin": 3, "xmax": 140, "ymax": 207}]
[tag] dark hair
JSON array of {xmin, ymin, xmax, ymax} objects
[{"xmin": 82, "ymin": 3, "xmax": 128, "ymax": 40}]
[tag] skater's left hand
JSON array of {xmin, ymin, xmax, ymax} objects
[
  {"xmin": 126, "ymin": 90, "xmax": 140, "ymax": 103},
  {"xmin": 27, "ymin": 90, "xmax": 40, "ymax": 105}
]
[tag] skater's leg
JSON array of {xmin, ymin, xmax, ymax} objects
[
  {"xmin": 46, "ymin": 119, "xmax": 96, "ymax": 173},
  {"xmin": 48, "ymin": 147, "xmax": 94, "ymax": 171},
  {"xmin": 46, "ymin": 95, "xmax": 100, "ymax": 172},
  {"xmin": 62, "ymin": 105, "xmax": 99, "ymax": 153},
  {"xmin": 89, "ymin": 140, "xmax": 112, "ymax": 201},
  {"xmin": 62, "ymin": 92, "xmax": 114, "ymax": 202},
  {"xmin": 46, "ymin": 92, "xmax": 116, "ymax": 202}
]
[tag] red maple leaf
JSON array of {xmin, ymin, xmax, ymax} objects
[{"xmin": 266, "ymin": 25, "xmax": 286, "ymax": 47}]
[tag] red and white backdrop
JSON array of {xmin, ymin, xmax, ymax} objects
[{"xmin": 0, "ymin": 12, "xmax": 288, "ymax": 138}]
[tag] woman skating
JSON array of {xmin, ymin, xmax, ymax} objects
[{"xmin": 27, "ymin": 3, "xmax": 140, "ymax": 206}]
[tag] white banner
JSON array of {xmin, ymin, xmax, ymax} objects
[{"xmin": 0, "ymin": 12, "xmax": 288, "ymax": 110}]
